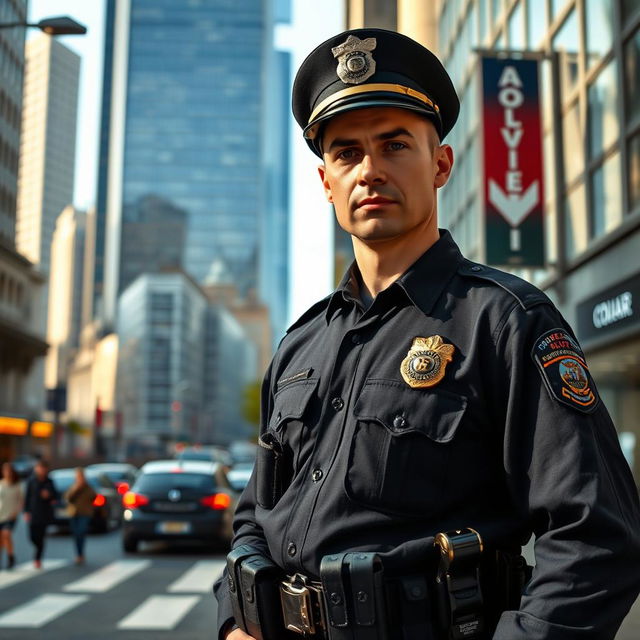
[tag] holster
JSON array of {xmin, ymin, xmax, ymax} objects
[
  {"xmin": 320, "ymin": 552, "xmax": 388, "ymax": 640},
  {"xmin": 226, "ymin": 544, "xmax": 288, "ymax": 640}
]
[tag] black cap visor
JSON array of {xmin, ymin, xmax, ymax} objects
[{"xmin": 303, "ymin": 92, "xmax": 443, "ymax": 157}]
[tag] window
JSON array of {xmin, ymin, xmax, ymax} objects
[
  {"xmin": 587, "ymin": 61, "xmax": 619, "ymax": 159},
  {"xmin": 508, "ymin": 2, "xmax": 524, "ymax": 49},
  {"xmin": 564, "ymin": 184, "xmax": 587, "ymax": 259},
  {"xmin": 563, "ymin": 102, "xmax": 584, "ymax": 185},
  {"xmin": 526, "ymin": 0, "xmax": 546, "ymax": 48},
  {"xmin": 621, "ymin": 0, "xmax": 640, "ymax": 23},
  {"xmin": 553, "ymin": 10, "xmax": 580, "ymax": 95},
  {"xmin": 590, "ymin": 152, "xmax": 622, "ymax": 238},
  {"xmin": 629, "ymin": 132, "xmax": 640, "ymax": 211},
  {"xmin": 585, "ymin": 0, "xmax": 614, "ymax": 68},
  {"xmin": 625, "ymin": 28, "xmax": 640, "ymax": 123}
]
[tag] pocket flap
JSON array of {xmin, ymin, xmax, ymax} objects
[
  {"xmin": 353, "ymin": 379, "xmax": 466, "ymax": 443},
  {"xmin": 269, "ymin": 378, "xmax": 319, "ymax": 430}
]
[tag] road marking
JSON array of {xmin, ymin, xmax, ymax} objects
[
  {"xmin": 168, "ymin": 559, "xmax": 226, "ymax": 593},
  {"xmin": 63, "ymin": 559, "xmax": 151, "ymax": 593},
  {"xmin": 0, "ymin": 559, "xmax": 69, "ymax": 590},
  {"xmin": 117, "ymin": 595, "xmax": 201, "ymax": 630},
  {"xmin": 0, "ymin": 593, "xmax": 89, "ymax": 628}
]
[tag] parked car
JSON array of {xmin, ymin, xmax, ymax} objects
[
  {"xmin": 86, "ymin": 463, "xmax": 139, "ymax": 496},
  {"xmin": 121, "ymin": 459, "xmax": 236, "ymax": 553},
  {"xmin": 49, "ymin": 468, "xmax": 123, "ymax": 533},
  {"xmin": 175, "ymin": 446, "xmax": 232, "ymax": 467},
  {"xmin": 226, "ymin": 461, "xmax": 254, "ymax": 492}
]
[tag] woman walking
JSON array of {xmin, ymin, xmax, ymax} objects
[
  {"xmin": 0, "ymin": 462, "xmax": 23, "ymax": 569},
  {"xmin": 24, "ymin": 459, "xmax": 58, "ymax": 569},
  {"xmin": 65, "ymin": 468, "xmax": 96, "ymax": 565}
]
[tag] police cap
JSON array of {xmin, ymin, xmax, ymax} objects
[{"xmin": 292, "ymin": 28, "xmax": 460, "ymax": 157}]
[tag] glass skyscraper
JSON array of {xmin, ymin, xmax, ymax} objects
[{"xmin": 99, "ymin": 0, "xmax": 269, "ymax": 326}]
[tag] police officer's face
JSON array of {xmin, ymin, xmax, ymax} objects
[{"xmin": 318, "ymin": 107, "xmax": 453, "ymax": 246}]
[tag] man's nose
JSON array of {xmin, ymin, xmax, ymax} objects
[{"xmin": 357, "ymin": 153, "xmax": 386, "ymax": 185}]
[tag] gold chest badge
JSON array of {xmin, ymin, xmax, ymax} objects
[{"xmin": 400, "ymin": 336, "xmax": 455, "ymax": 389}]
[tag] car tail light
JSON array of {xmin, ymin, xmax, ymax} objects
[
  {"xmin": 200, "ymin": 493, "xmax": 231, "ymax": 510},
  {"xmin": 116, "ymin": 482, "xmax": 129, "ymax": 495},
  {"xmin": 93, "ymin": 494, "xmax": 106, "ymax": 507},
  {"xmin": 122, "ymin": 491, "xmax": 149, "ymax": 509}
]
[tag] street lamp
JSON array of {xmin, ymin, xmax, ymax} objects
[{"xmin": 0, "ymin": 16, "xmax": 87, "ymax": 35}]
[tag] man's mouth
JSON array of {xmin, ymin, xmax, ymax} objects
[{"xmin": 357, "ymin": 196, "xmax": 396, "ymax": 208}]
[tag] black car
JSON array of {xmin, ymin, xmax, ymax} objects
[
  {"xmin": 121, "ymin": 460, "xmax": 236, "ymax": 553},
  {"xmin": 49, "ymin": 468, "xmax": 123, "ymax": 533},
  {"xmin": 86, "ymin": 463, "xmax": 139, "ymax": 497}
]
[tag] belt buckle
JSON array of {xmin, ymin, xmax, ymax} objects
[{"xmin": 280, "ymin": 574, "xmax": 324, "ymax": 636}]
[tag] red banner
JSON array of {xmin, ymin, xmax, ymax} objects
[{"xmin": 481, "ymin": 57, "xmax": 545, "ymax": 266}]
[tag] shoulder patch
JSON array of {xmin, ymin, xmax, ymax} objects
[
  {"xmin": 458, "ymin": 260, "xmax": 552, "ymax": 310},
  {"xmin": 531, "ymin": 328, "xmax": 599, "ymax": 413},
  {"xmin": 285, "ymin": 295, "xmax": 332, "ymax": 335}
]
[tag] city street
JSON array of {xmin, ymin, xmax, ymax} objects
[
  {"xmin": 0, "ymin": 518, "xmax": 224, "ymax": 639},
  {"xmin": 0, "ymin": 517, "xmax": 638, "ymax": 639}
]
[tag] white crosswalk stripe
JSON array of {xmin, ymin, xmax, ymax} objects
[
  {"xmin": 117, "ymin": 595, "xmax": 201, "ymax": 630},
  {"xmin": 0, "ymin": 559, "xmax": 70, "ymax": 590},
  {"xmin": 167, "ymin": 559, "xmax": 225, "ymax": 593},
  {"xmin": 0, "ymin": 593, "xmax": 89, "ymax": 628},
  {"xmin": 63, "ymin": 559, "xmax": 151, "ymax": 593}
]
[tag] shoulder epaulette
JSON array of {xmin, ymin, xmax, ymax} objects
[
  {"xmin": 285, "ymin": 294, "xmax": 332, "ymax": 334},
  {"xmin": 458, "ymin": 259, "xmax": 552, "ymax": 310}
]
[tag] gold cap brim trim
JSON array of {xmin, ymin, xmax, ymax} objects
[{"xmin": 307, "ymin": 83, "xmax": 439, "ymax": 130}]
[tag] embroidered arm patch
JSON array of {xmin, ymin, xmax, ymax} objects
[{"xmin": 531, "ymin": 328, "xmax": 599, "ymax": 413}]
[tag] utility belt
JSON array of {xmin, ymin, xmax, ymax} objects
[{"xmin": 226, "ymin": 529, "xmax": 531, "ymax": 640}]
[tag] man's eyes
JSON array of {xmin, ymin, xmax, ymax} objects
[
  {"xmin": 335, "ymin": 141, "xmax": 408, "ymax": 160},
  {"xmin": 385, "ymin": 141, "xmax": 407, "ymax": 151}
]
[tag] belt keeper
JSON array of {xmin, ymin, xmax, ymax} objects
[{"xmin": 435, "ymin": 528, "xmax": 485, "ymax": 639}]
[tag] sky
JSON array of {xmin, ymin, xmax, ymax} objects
[{"xmin": 26, "ymin": 0, "xmax": 345, "ymax": 322}]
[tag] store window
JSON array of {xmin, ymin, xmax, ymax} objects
[
  {"xmin": 621, "ymin": 0, "xmax": 640, "ymax": 24},
  {"xmin": 564, "ymin": 183, "xmax": 588, "ymax": 259},
  {"xmin": 563, "ymin": 101, "xmax": 584, "ymax": 185},
  {"xmin": 587, "ymin": 61, "xmax": 619, "ymax": 159},
  {"xmin": 625, "ymin": 28, "xmax": 640, "ymax": 123},
  {"xmin": 629, "ymin": 131, "xmax": 640, "ymax": 211},
  {"xmin": 526, "ymin": 0, "xmax": 546, "ymax": 48},
  {"xmin": 550, "ymin": 0, "xmax": 569, "ymax": 21},
  {"xmin": 491, "ymin": 0, "xmax": 502, "ymax": 24},
  {"xmin": 553, "ymin": 9, "xmax": 580, "ymax": 97},
  {"xmin": 479, "ymin": 0, "xmax": 488, "ymax": 43},
  {"xmin": 591, "ymin": 151, "xmax": 622, "ymax": 239},
  {"xmin": 508, "ymin": 1, "xmax": 524, "ymax": 49},
  {"xmin": 585, "ymin": 0, "xmax": 614, "ymax": 68}
]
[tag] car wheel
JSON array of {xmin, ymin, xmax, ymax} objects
[{"xmin": 123, "ymin": 534, "xmax": 138, "ymax": 553}]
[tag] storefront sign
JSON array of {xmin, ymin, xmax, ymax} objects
[
  {"xmin": 481, "ymin": 56, "xmax": 545, "ymax": 266},
  {"xmin": 577, "ymin": 272, "xmax": 640, "ymax": 343}
]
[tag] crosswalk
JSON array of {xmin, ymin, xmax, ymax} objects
[{"xmin": 0, "ymin": 557, "xmax": 226, "ymax": 632}]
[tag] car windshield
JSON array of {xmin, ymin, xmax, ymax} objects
[
  {"xmin": 178, "ymin": 451, "xmax": 213, "ymax": 461},
  {"xmin": 135, "ymin": 473, "xmax": 216, "ymax": 493}
]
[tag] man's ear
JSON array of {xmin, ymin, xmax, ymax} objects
[
  {"xmin": 317, "ymin": 164, "xmax": 333, "ymax": 203},
  {"xmin": 434, "ymin": 144, "xmax": 454, "ymax": 188}
]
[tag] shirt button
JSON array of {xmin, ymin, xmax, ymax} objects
[
  {"xmin": 287, "ymin": 542, "xmax": 297, "ymax": 557},
  {"xmin": 312, "ymin": 469, "xmax": 323, "ymax": 482},
  {"xmin": 351, "ymin": 333, "xmax": 361, "ymax": 345},
  {"xmin": 393, "ymin": 415, "xmax": 406, "ymax": 429},
  {"xmin": 331, "ymin": 397, "xmax": 344, "ymax": 411}
]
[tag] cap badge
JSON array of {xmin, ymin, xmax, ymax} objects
[
  {"xmin": 400, "ymin": 336, "xmax": 455, "ymax": 389},
  {"xmin": 331, "ymin": 35, "xmax": 377, "ymax": 85}
]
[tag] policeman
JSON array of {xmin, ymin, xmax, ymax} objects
[{"xmin": 215, "ymin": 28, "xmax": 640, "ymax": 639}]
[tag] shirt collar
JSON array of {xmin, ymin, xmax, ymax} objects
[{"xmin": 325, "ymin": 229, "xmax": 464, "ymax": 323}]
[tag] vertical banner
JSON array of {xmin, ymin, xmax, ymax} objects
[{"xmin": 481, "ymin": 56, "xmax": 545, "ymax": 266}]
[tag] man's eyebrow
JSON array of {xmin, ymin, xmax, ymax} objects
[{"xmin": 326, "ymin": 127, "xmax": 415, "ymax": 152}]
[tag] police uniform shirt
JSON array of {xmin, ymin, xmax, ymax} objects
[{"xmin": 215, "ymin": 230, "xmax": 640, "ymax": 638}]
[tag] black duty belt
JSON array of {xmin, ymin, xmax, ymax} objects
[{"xmin": 280, "ymin": 573, "xmax": 327, "ymax": 637}]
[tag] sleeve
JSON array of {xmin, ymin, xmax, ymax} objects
[
  {"xmin": 213, "ymin": 359, "xmax": 276, "ymax": 640},
  {"xmin": 492, "ymin": 302, "xmax": 640, "ymax": 639}
]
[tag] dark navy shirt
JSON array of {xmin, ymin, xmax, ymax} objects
[{"xmin": 215, "ymin": 230, "xmax": 640, "ymax": 639}]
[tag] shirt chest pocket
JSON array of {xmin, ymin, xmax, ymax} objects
[
  {"xmin": 345, "ymin": 378, "xmax": 467, "ymax": 517},
  {"xmin": 257, "ymin": 378, "xmax": 318, "ymax": 509}
]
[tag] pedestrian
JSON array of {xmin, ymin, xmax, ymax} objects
[
  {"xmin": 0, "ymin": 462, "xmax": 23, "ymax": 569},
  {"xmin": 64, "ymin": 467, "xmax": 96, "ymax": 565},
  {"xmin": 23, "ymin": 459, "xmax": 58, "ymax": 569},
  {"xmin": 214, "ymin": 28, "xmax": 640, "ymax": 640}
]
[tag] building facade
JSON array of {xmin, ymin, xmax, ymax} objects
[{"xmin": 99, "ymin": 0, "xmax": 270, "ymax": 328}]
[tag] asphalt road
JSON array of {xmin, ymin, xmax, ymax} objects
[
  {"xmin": 0, "ymin": 517, "xmax": 225, "ymax": 639},
  {"xmin": 1, "ymin": 518, "xmax": 638, "ymax": 639}
]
